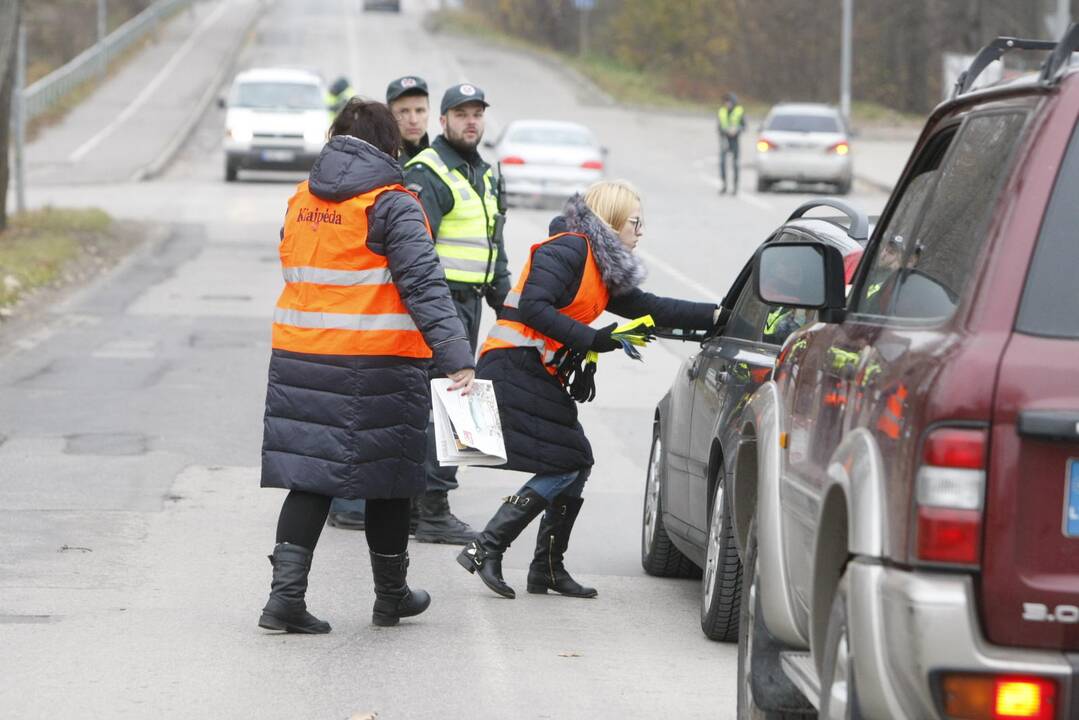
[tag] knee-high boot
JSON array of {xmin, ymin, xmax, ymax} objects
[
  {"xmin": 258, "ymin": 543, "xmax": 332, "ymax": 634},
  {"xmin": 526, "ymin": 496, "xmax": 597, "ymax": 598},
  {"xmin": 369, "ymin": 550, "xmax": 431, "ymax": 627},
  {"xmin": 456, "ymin": 488, "xmax": 547, "ymax": 599}
]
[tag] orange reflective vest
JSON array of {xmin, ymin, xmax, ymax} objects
[
  {"xmin": 272, "ymin": 182, "xmax": 432, "ymax": 358},
  {"xmin": 480, "ymin": 232, "xmax": 609, "ymax": 375}
]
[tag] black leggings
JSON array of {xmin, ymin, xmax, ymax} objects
[{"xmin": 275, "ymin": 490, "xmax": 411, "ymax": 555}]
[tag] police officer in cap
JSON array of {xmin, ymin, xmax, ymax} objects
[
  {"xmin": 386, "ymin": 76, "xmax": 431, "ymax": 163},
  {"xmin": 404, "ymin": 82, "xmax": 511, "ymax": 545}
]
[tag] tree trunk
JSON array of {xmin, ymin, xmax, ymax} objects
[{"xmin": 0, "ymin": 0, "xmax": 22, "ymax": 233}]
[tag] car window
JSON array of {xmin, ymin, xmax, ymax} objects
[
  {"xmin": 855, "ymin": 111, "xmax": 1027, "ymax": 319},
  {"xmin": 506, "ymin": 126, "xmax": 593, "ymax": 147},
  {"xmin": 1016, "ymin": 118, "xmax": 1079, "ymax": 339},
  {"xmin": 766, "ymin": 114, "xmax": 841, "ymax": 133},
  {"xmin": 231, "ymin": 81, "xmax": 324, "ymax": 110},
  {"xmin": 728, "ymin": 234, "xmax": 816, "ymax": 344}
]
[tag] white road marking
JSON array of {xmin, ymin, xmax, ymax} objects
[
  {"xmin": 68, "ymin": 1, "xmax": 231, "ymax": 163},
  {"xmin": 637, "ymin": 247, "xmax": 722, "ymax": 303}
]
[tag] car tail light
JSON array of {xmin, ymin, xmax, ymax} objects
[
  {"xmin": 941, "ymin": 674, "xmax": 1057, "ymax": 720},
  {"xmin": 501, "ymin": 156, "xmax": 526, "ymax": 165},
  {"xmin": 757, "ymin": 139, "xmax": 776, "ymax": 152},
  {"xmin": 914, "ymin": 427, "xmax": 987, "ymax": 565},
  {"xmin": 828, "ymin": 141, "xmax": 850, "ymax": 155},
  {"xmin": 581, "ymin": 160, "xmax": 603, "ymax": 170}
]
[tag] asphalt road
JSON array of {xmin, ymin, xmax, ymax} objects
[{"xmin": 1, "ymin": 0, "xmax": 896, "ymax": 717}]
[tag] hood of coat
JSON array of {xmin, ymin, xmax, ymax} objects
[
  {"xmin": 558, "ymin": 193, "xmax": 646, "ymax": 296},
  {"xmin": 308, "ymin": 135, "xmax": 403, "ymax": 202}
]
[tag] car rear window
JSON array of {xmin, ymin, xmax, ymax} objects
[
  {"xmin": 507, "ymin": 126, "xmax": 593, "ymax": 146},
  {"xmin": 1016, "ymin": 119, "xmax": 1079, "ymax": 339},
  {"xmin": 232, "ymin": 81, "xmax": 324, "ymax": 110},
  {"xmin": 766, "ymin": 114, "xmax": 841, "ymax": 133}
]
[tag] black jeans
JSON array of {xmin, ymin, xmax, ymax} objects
[
  {"xmin": 423, "ymin": 287, "xmax": 483, "ymax": 494},
  {"xmin": 719, "ymin": 133, "xmax": 740, "ymax": 188},
  {"xmin": 276, "ymin": 490, "xmax": 411, "ymax": 555}
]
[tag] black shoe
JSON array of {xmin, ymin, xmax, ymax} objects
[
  {"xmin": 456, "ymin": 489, "xmax": 548, "ymax": 599},
  {"xmin": 526, "ymin": 496, "xmax": 597, "ymax": 598},
  {"xmin": 415, "ymin": 490, "xmax": 476, "ymax": 545},
  {"xmin": 327, "ymin": 510, "xmax": 365, "ymax": 531},
  {"xmin": 370, "ymin": 550, "xmax": 431, "ymax": 627},
  {"xmin": 720, "ymin": 183, "xmax": 728, "ymax": 194},
  {"xmin": 258, "ymin": 543, "xmax": 332, "ymax": 634}
]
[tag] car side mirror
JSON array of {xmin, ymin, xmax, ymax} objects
[
  {"xmin": 754, "ymin": 242, "xmax": 846, "ymax": 323},
  {"xmin": 601, "ymin": 146, "xmax": 609, "ymax": 156},
  {"xmin": 483, "ymin": 140, "xmax": 495, "ymax": 149},
  {"xmin": 217, "ymin": 96, "xmax": 226, "ymax": 110}
]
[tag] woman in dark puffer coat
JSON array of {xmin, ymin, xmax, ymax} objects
[
  {"xmin": 457, "ymin": 181, "xmax": 727, "ymax": 600},
  {"xmin": 258, "ymin": 99, "xmax": 475, "ymax": 633}
]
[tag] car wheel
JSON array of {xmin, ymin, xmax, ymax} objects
[
  {"xmin": 834, "ymin": 178, "xmax": 852, "ymax": 195},
  {"xmin": 225, "ymin": 161, "xmax": 238, "ymax": 183},
  {"xmin": 756, "ymin": 178, "xmax": 771, "ymax": 193},
  {"xmin": 818, "ymin": 573, "xmax": 863, "ymax": 719},
  {"xmin": 737, "ymin": 518, "xmax": 815, "ymax": 719},
  {"xmin": 700, "ymin": 472, "xmax": 742, "ymax": 641},
  {"xmin": 641, "ymin": 427, "xmax": 700, "ymax": 578}
]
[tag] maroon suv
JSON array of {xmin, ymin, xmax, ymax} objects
[{"xmin": 731, "ymin": 30, "xmax": 1079, "ymax": 720}]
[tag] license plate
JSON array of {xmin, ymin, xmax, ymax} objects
[
  {"xmin": 262, "ymin": 150, "xmax": 295, "ymax": 162},
  {"xmin": 1066, "ymin": 459, "xmax": 1079, "ymax": 538}
]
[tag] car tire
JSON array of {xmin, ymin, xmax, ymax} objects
[
  {"xmin": 834, "ymin": 178, "xmax": 852, "ymax": 195},
  {"xmin": 641, "ymin": 426, "xmax": 700, "ymax": 579},
  {"xmin": 757, "ymin": 178, "xmax": 771, "ymax": 193},
  {"xmin": 818, "ymin": 572, "xmax": 863, "ymax": 720},
  {"xmin": 737, "ymin": 517, "xmax": 816, "ymax": 720},
  {"xmin": 225, "ymin": 161, "xmax": 238, "ymax": 183},
  {"xmin": 700, "ymin": 472, "xmax": 742, "ymax": 641}
]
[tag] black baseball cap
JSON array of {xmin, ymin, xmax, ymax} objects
[
  {"xmin": 440, "ymin": 83, "xmax": 489, "ymax": 114},
  {"xmin": 386, "ymin": 76, "xmax": 429, "ymax": 103}
]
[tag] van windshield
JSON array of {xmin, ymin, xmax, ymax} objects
[{"xmin": 232, "ymin": 81, "xmax": 324, "ymax": 110}]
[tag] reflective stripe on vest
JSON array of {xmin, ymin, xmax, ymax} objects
[
  {"xmin": 479, "ymin": 232, "xmax": 610, "ymax": 376},
  {"xmin": 272, "ymin": 181, "xmax": 431, "ymax": 358},
  {"xmin": 718, "ymin": 105, "xmax": 744, "ymax": 131},
  {"xmin": 406, "ymin": 147, "xmax": 497, "ymax": 285}
]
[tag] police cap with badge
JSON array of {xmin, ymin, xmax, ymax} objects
[
  {"xmin": 440, "ymin": 83, "xmax": 489, "ymax": 115},
  {"xmin": 386, "ymin": 76, "xmax": 429, "ymax": 103}
]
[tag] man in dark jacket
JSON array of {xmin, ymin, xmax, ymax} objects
[
  {"xmin": 404, "ymin": 83, "xmax": 512, "ymax": 544},
  {"xmin": 387, "ymin": 75, "xmax": 431, "ymax": 163}
]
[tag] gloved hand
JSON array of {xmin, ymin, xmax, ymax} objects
[
  {"xmin": 710, "ymin": 306, "xmax": 732, "ymax": 336},
  {"xmin": 590, "ymin": 322, "xmax": 621, "ymax": 353}
]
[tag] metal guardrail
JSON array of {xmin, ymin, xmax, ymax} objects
[{"xmin": 23, "ymin": 0, "xmax": 194, "ymax": 121}]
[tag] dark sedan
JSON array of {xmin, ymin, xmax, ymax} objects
[{"xmin": 641, "ymin": 199, "xmax": 870, "ymax": 641}]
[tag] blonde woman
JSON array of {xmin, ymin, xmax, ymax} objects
[{"xmin": 457, "ymin": 181, "xmax": 727, "ymax": 599}]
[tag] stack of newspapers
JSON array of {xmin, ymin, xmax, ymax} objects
[{"xmin": 430, "ymin": 379, "xmax": 507, "ymax": 466}]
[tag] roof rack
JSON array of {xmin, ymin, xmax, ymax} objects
[
  {"xmin": 952, "ymin": 22, "xmax": 1079, "ymax": 99},
  {"xmin": 786, "ymin": 198, "xmax": 869, "ymax": 242}
]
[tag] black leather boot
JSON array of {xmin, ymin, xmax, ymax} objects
[
  {"xmin": 415, "ymin": 490, "xmax": 476, "ymax": 545},
  {"xmin": 456, "ymin": 489, "xmax": 548, "ymax": 599},
  {"xmin": 526, "ymin": 496, "xmax": 597, "ymax": 598},
  {"xmin": 258, "ymin": 543, "xmax": 332, "ymax": 634},
  {"xmin": 369, "ymin": 550, "xmax": 431, "ymax": 627}
]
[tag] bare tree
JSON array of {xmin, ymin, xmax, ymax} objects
[{"xmin": 0, "ymin": 0, "xmax": 22, "ymax": 232}]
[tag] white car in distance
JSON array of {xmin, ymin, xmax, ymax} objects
[
  {"xmin": 755, "ymin": 103, "xmax": 853, "ymax": 194},
  {"xmin": 221, "ymin": 68, "xmax": 329, "ymax": 182},
  {"xmin": 490, "ymin": 120, "xmax": 605, "ymax": 207}
]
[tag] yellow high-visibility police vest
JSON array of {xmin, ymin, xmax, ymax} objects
[
  {"xmin": 406, "ymin": 147, "xmax": 498, "ymax": 285},
  {"xmin": 718, "ymin": 105, "xmax": 745, "ymax": 131}
]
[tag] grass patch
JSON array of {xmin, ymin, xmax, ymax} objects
[{"xmin": 0, "ymin": 208, "xmax": 113, "ymax": 309}]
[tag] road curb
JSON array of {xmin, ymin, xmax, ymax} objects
[{"xmin": 132, "ymin": 0, "xmax": 265, "ymax": 183}]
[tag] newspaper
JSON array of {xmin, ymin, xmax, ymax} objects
[{"xmin": 430, "ymin": 378, "xmax": 507, "ymax": 467}]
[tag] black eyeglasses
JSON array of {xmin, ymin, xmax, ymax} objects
[{"xmin": 628, "ymin": 216, "xmax": 644, "ymax": 235}]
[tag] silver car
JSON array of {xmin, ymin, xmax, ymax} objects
[
  {"xmin": 755, "ymin": 103, "xmax": 853, "ymax": 194},
  {"xmin": 490, "ymin": 120, "xmax": 605, "ymax": 207}
]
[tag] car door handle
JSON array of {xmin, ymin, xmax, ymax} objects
[{"xmin": 1018, "ymin": 410, "xmax": 1079, "ymax": 441}]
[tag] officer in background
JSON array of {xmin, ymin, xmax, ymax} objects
[
  {"xmin": 326, "ymin": 77, "xmax": 356, "ymax": 116},
  {"xmin": 404, "ymin": 82, "xmax": 511, "ymax": 545},
  {"xmin": 718, "ymin": 92, "xmax": 745, "ymax": 194},
  {"xmin": 386, "ymin": 75, "xmax": 431, "ymax": 163}
]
